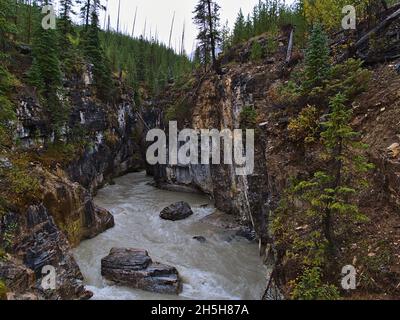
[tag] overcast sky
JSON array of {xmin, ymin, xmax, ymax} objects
[
  {"xmin": 52, "ymin": 0, "xmax": 295, "ymax": 55},
  {"xmin": 95, "ymin": 0, "xmax": 266, "ymax": 55}
]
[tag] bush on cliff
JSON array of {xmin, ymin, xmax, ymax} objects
[
  {"xmin": 240, "ymin": 106, "xmax": 258, "ymax": 129},
  {"xmin": 0, "ymin": 280, "xmax": 7, "ymax": 300},
  {"xmin": 288, "ymin": 105, "xmax": 319, "ymax": 143},
  {"xmin": 250, "ymin": 41, "xmax": 264, "ymax": 61},
  {"xmin": 0, "ymin": 155, "xmax": 40, "ymax": 209},
  {"xmin": 290, "ymin": 267, "xmax": 340, "ymax": 300}
]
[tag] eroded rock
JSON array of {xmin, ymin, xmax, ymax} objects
[
  {"xmin": 193, "ymin": 236, "xmax": 207, "ymax": 243},
  {"xmin": 101, "ymin": 248, "xmax": 182, "ymax": 295},
  {"xmin": 0, "ymin": 205, "xmax": 93, "ymax": 300},
  {"xmin": 160, "ymin": 202, "xmax": 194, "ymax": 221},
  {"xmin": 387, "ymin": 143, "xmax": 400, "ymax": 158}
]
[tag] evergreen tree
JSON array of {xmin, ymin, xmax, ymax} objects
[
  {"xmin": 220, "ymin": 19, "xmax": 231, "ymax": 52},
  {"xmin": 82, "ymin": 0, "xmax": 113, "ymax": 101},
  {"xmin": 29, "ymin": 0, "xmax": 65, "ymax": 138},
  {"xmin": 193, "ymin": 0, "xmax": 221, "ymax": 71},
  {"xmin": 59, "ymin": 0, "xmax": 75, "ymax": 55},
  {"xmin": 78, "ymin": 0, "xmax": 91, "ymax": 29},
  {"xmin": 0, "ymin": 0, "xmax": 17, "ymax": 148},
  {"xmin": 232, "ymin": 9, "xmax": 245, "ymax": 45},
  {"xmin": 303, "ymin": 23, "xmax": 330, "ymax": 92},
  {"xmin": 273, "ymin": 93, "xmax": 373, "ymax": 297},
  {"xmin": 0, "ymin": 0, "xmax": 17, "ymax": 51}
]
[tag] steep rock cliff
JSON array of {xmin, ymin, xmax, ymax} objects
[
  {"xmin": 1, "ymin": 57, "xmax": 145, "ymax": 299},
  {"xmin": 152, "ymin": 32, "xmax": 400, "ymax": 298}
]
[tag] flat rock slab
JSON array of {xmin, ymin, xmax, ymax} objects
[
  {"xmin": 160, "ymin": 201, "xmax": 194, "ymax": 221},
  {"xmin": 101, "ymin": 248, "xmax": 182, "ymax": 295}
]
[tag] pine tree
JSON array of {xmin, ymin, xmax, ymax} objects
[
  {"xmin": 273, "ymin": 93, "xmax": 373, "ymax": 288},
  {"xmin": 29, "ymin": 1, "xmax": 66, "ymax": 138},
  {"xmin": 78, "ymin": 0, "xmax": 91, "ymax": 29},
  {"xmin": 59, "ymin": 0, "xmax": 75, "ymax": 55},
  {"xmin": 232, "ymin": 9, "xmax": 245, "ymax": 45},
  {"xmin": 82, "ymin": 0, "xmax": 113, "ymax": 101},
  {"xmin": 0, "ymin": 0, "xmax": 17, "ymax": 51},
  {"xmin": 193, "ymin": 0, "xmax": 221, "ymax": 71},
  {"xmin": 0, "ymin": 0, "xmax": 17, "ymax": 148},
  {"xmin": 221, "ymin": 19, "xmax": 231, "ymax": 52},
  {"xmin": 303, "ymin": 24, "xmax": 330, "ymax": 92},
  {"xmin": 272, "ymin": 94, "xmax": 374, "ymax": 298}
]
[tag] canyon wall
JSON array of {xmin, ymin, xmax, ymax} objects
[{"xmin": 0, "ymin": 64, "xmax": 144, "ymax": 299}]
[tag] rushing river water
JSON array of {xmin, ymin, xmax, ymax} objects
[{"xmin": 73, "ymin": 172, "xmax": 267, "ymax": 300}]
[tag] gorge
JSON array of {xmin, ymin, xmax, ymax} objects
[{"xmin": 1, "ymin": 0, "xmax": 400, "ymax": 301}]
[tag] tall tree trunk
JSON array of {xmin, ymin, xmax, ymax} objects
[
  {"xmin": 27, "ymin": 0, "xmax": 32, "ymax": 43},
  {"xmin": 116, "ymin": 0, "xmax": 121, "ymax": 34},
  {"xmin": 324, "ymin": 139, "xmax": 343, "ymax": 255},
  {"xmin": 206, "ymin": 0, "xmax": 217, "ymax": 68},
  {"xmin": 85, "ymin": 0, "xmax": 91, "ymax": 29}
]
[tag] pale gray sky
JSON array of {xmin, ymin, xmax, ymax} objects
[
  {"xmin": 98, "ymin": 0, "xmax": 264, "ymax": 54},
  {"xmin": 54, "ymin": 0, "xmax": 295, "ymax": 55}
]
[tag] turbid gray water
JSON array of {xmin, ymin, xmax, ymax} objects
[{"xmin": 73, "ymin": 172, "xmax": 267, "ymax": 300}]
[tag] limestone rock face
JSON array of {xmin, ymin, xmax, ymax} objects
[
  {"xmin": 101, "ymin": 248, "xmax": 182, "ymax": 295},
  {"xmin": 160, "ymin": 202, "xmax": 194, "ymax": 221},
  {"xmin": 35, "ymin": 167, "xmax": 115, "ymax": 247},
  {"xmin": 2, "ymin": 62, "xmax": 145, "ymax": 300},
  {"xmin": 0, "ymin": 205, "xmax": 93, "ymax": 300}
]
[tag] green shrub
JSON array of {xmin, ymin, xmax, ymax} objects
[
  {"xmin": 166, "ymin": 100, "xmax": 192, "ymax": 123},
  {"xmin": 266, "ymin": 37, "xmax": 278, "ymax": 55},
  {"xmin": 0, "ymin": 156, "xmax": 40, "ymax": 207},
  {"xmin": 240, "ymin": 106, "xmax": 258, "ymax": 128},
  {"xmin": 288, "ymin": 105, "xmax": 319, "ymax": 143},
  {"xmin": 274, "ymin": 80, "xmax": 302, "ymax": 106},
  {"xmin": 321, "ymin": 59, "xmax": 372, "ymax": 100},
  {"xmin": 0, "ymin": 280, "xmax": 7, "ymax": 300},
  {"xmin": 38, "ymin": 142, "xmax": 79, "ymax": 167},
  {"xmin": 0, "ymin": 247, "xmax": 6, "ymax": 260},
  {"xmin": 250, "ymin": 41, "xmax": 264, "ymax": 61},
  {"xmin": 291, "ymin": 267, "xmax": 340, "ymax": 300}
]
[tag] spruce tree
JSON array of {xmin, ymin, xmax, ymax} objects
[
  {"xmin": 221, "ymin": 20, "xmax": 231, "ymax": 52},
  {"xmin": 273, "ymin": 93, "xmax": 373, "ymax": 297},
  {"xmin": 29, "ymin": 0, "xmax": 66, "ymax": 139},
  {"xmin": 59, "ymin": 0, "xmax": 75, "ymax": 55},
  {"xmin": 303, "ymin": 23, "xmax": 330, "ymax": 92},
  {"xmin": 0, "ymin": 0, "xmax": 17, "ymax": 51},
  {"xmin": 232, "ymin": 9, "xmax": 245, "ymax": 45},
  {"xmin": 0, "ymin": 0, "xmax": 17, "ymax": 148},
  {"xmin": 78, "ymin": 0, "xmax": 91, "ymax": 29},
  {"xmin": 82, "ymin": 0, "xmax": 113, "ymax": 101},
  {"xmin": 193, "ymin": 0, "xmax": 221, "ymax": 71}
]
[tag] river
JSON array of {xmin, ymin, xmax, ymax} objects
[{"xmin": 73, "ymin": 172, "xmax": 267, "ymax": 300}]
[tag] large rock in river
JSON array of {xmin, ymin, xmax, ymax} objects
[
  {"xmin": 160, "ymin": 201, "xmax": 194, "ymax": 221},
  {"xmin": 101, "ymin": 248, "xmax": 182, "ymax": 295}
]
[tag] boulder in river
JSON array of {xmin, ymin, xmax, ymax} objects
[
  {"xmin": 160, "ymin": 201, "xmax": 194, "ymax": 221},
  {"xmin": 101, "ymin": 248, "xmax": 182, "ymax": 295},
  {"xmin": 193, "ymin": 236, "xmax": 207, "ymax": 243}
]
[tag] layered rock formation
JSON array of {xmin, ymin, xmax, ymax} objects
[
  {"xmin": 1, "ymin": 62, "xmax": 145, "ymax": 299},
  {"xmin": 0, "ymin": 205, "xmax": 92, "ymax": 300},
  {"xmin": 101, "ymin": 248, "xmax": 182, "ymax": 295}
]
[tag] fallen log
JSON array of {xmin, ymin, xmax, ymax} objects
[
  {"xmin": 285, "ymin": 28, "xmax": 294, "ymax": 63},
  {"xmin": 355, "ymin": 7, "xmax": 400, "ymax": 49}
]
